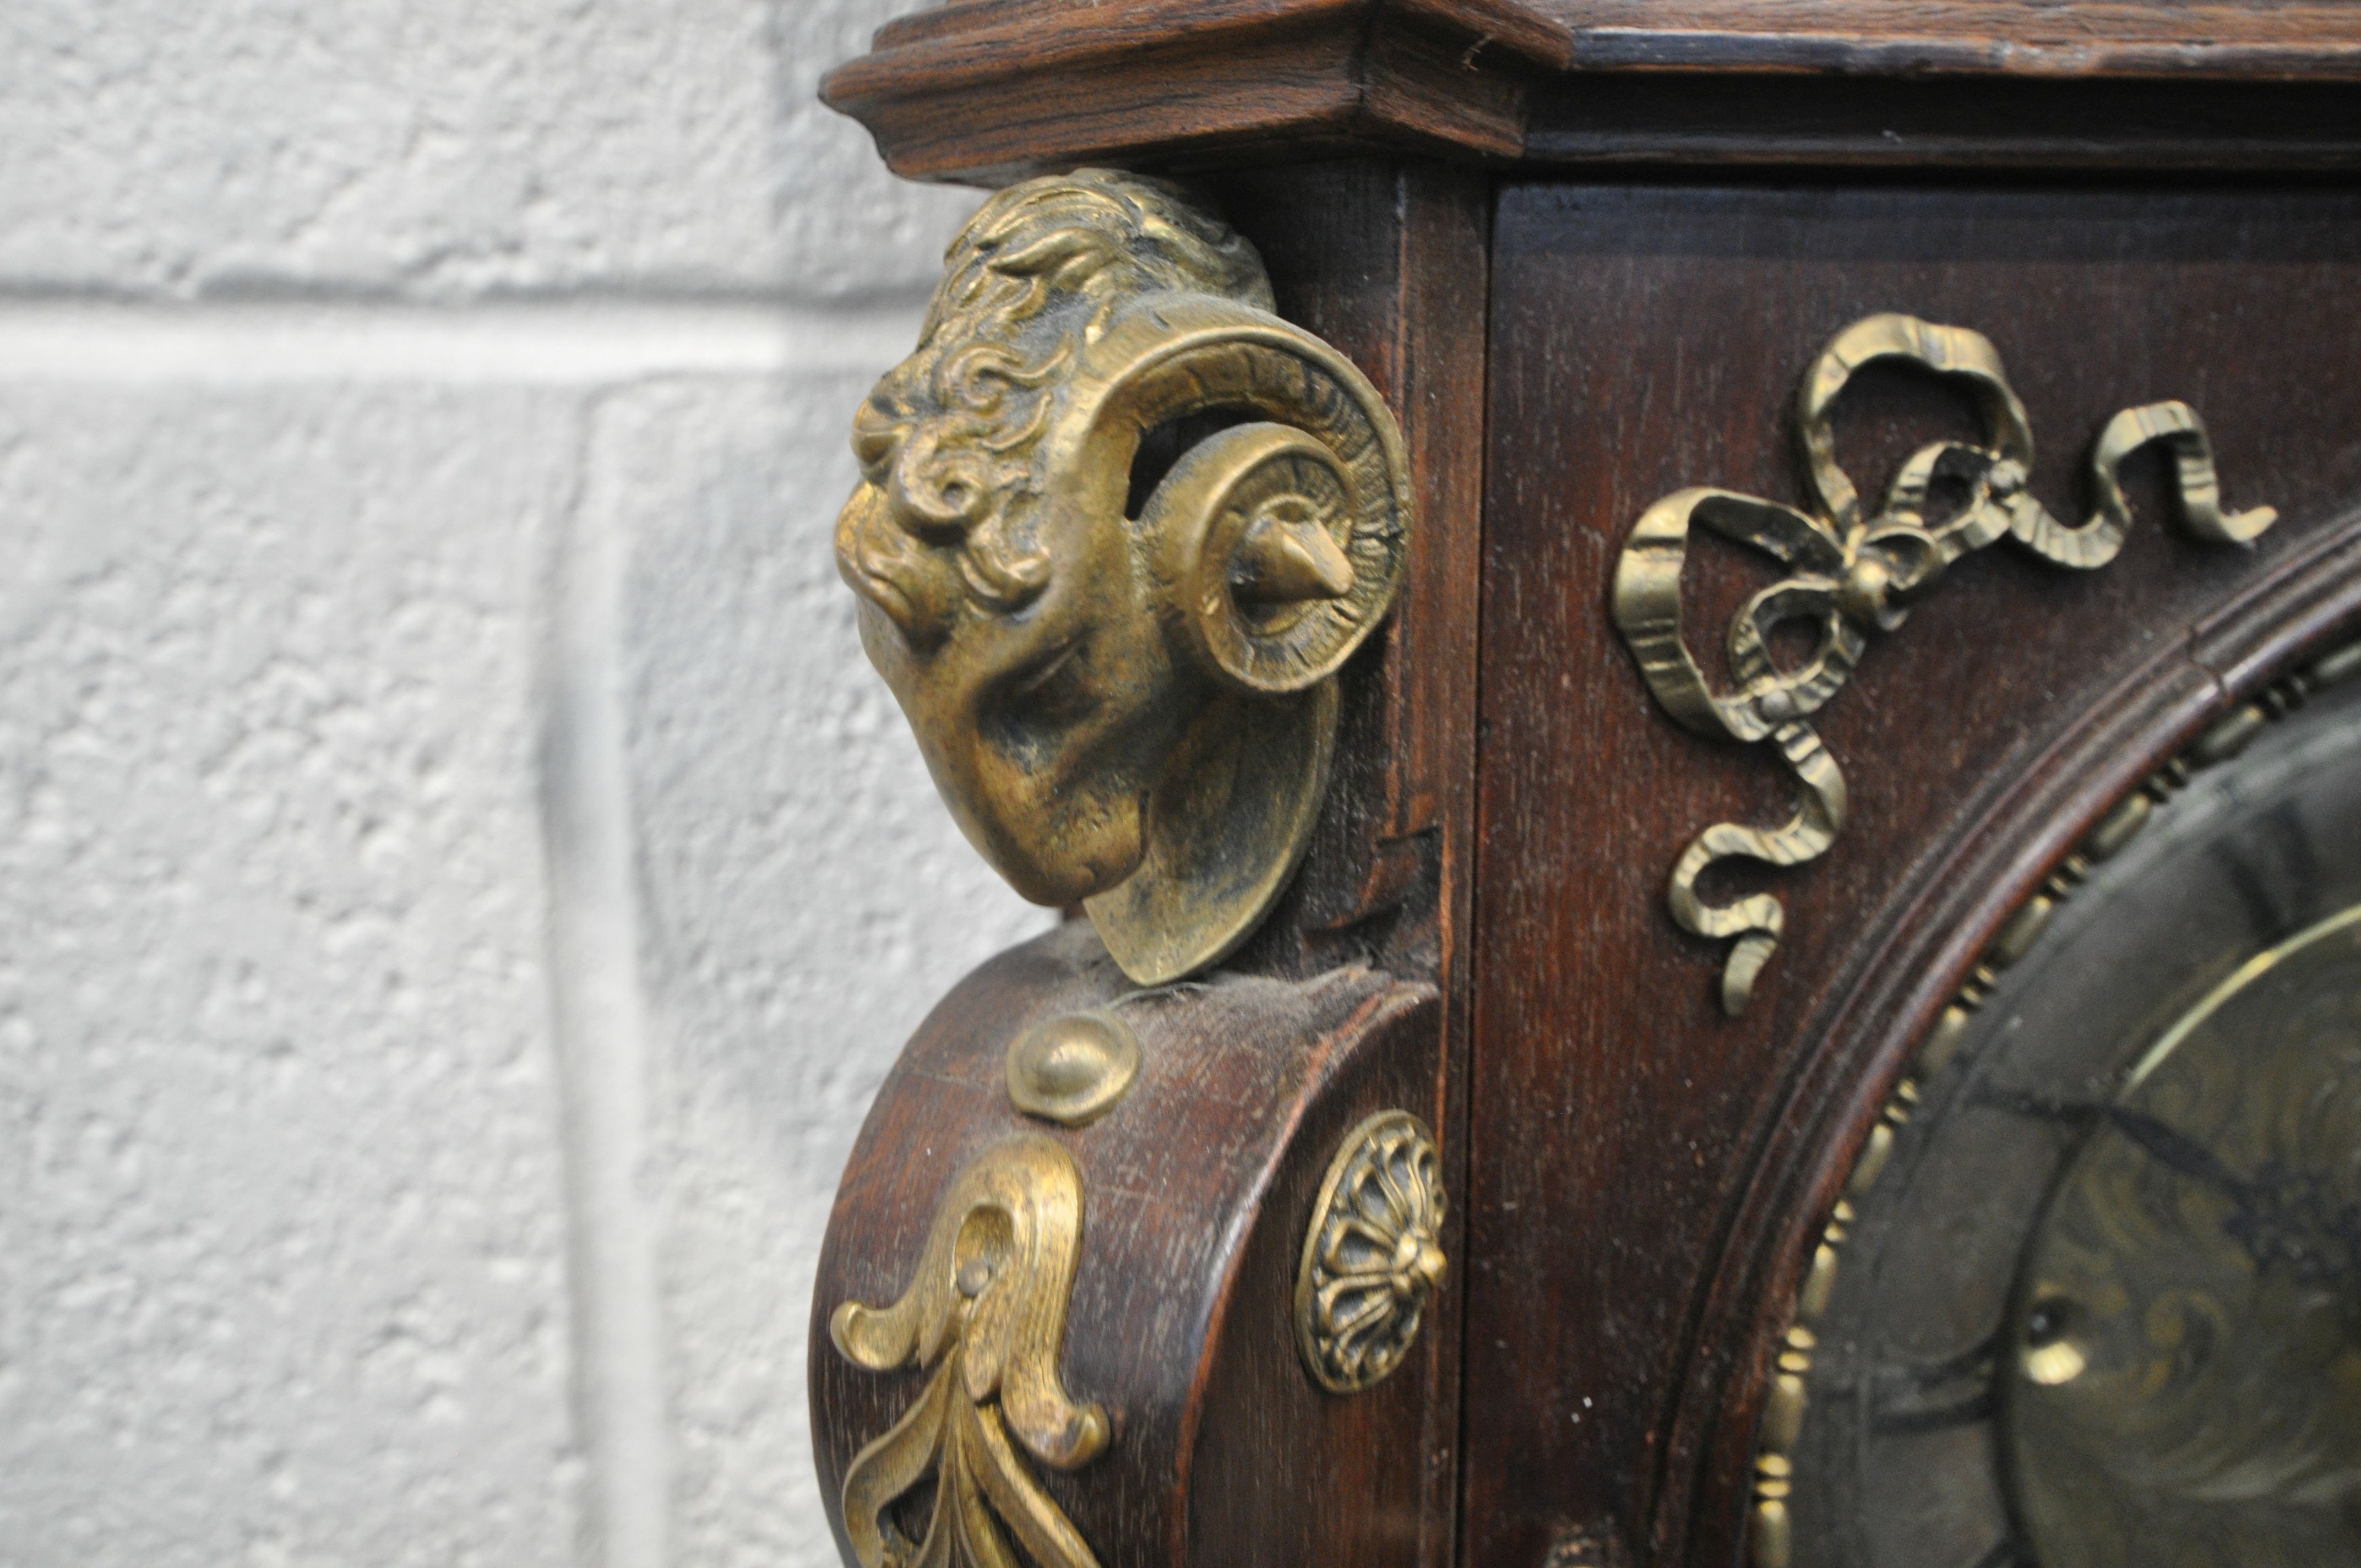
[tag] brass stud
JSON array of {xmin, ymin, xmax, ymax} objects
[
  {"xmin": 2082, "ymin": 791, "xmax": 2153, "ymax": 862},
  {"xmin": 1988, "ymin": 894, "xmax": 2057, "ymax": 969},
  {"xmin": 2189, "ymin": 703, "xmax": 2268, "ymax": 766},
  {"xmin": 1847, "ymin": 1123, "xmax": 1896, "ymax": 1197},
  {"xmin": 1798, "ymin": 1242, "xmax": 1841, "ymax": 1322},
  {"xmin": 1914, "ymin": 1004, "xmax": 1973, "ymax": 1080},
  {"xmin": 2307, "ymin": 638, "xmax": 2361, "ymax": 691},
  {"xmin": 1005, "ymin": 1010, "xmax": 1143, "ymax": 1128},
  {"xmin": 1763, "ymin": 1372, "xmax": 1809, "ymax": 1450}
]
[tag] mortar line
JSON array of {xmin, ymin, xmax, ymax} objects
[
  {"xmin": 539, "ymin": 388, "xmax": 670, "ymax": 1568},
  {"xmin": 0, "ymin": 298, "xmax": 927, "ymax": 384}
]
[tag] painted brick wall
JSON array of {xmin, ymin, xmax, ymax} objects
[{"xmin": 0, "ymin": 6, "xmax": 1047, "ymax": 1565}]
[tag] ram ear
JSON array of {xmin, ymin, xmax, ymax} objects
[{"xmin": 1114, "ymin": 315, "xmax": 1412, "ymax": 695}]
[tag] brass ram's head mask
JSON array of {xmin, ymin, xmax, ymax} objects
[{"xmin": 835, "ymin": 169, "xmax": 1411, "ymax": 983}]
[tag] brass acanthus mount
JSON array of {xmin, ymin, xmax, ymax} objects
[
  {"xmin": 832, "ymin": 1136, "xmax": 1108, "ymax": 1568},
  {"xmin": 835, "ymin": 169, "xmax": 1413, "ymax": 986},
  {"xmin": 1612, "ymin": 313, "xmax": 2277, "ymax": 1016}
]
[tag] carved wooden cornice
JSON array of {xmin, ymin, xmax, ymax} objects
[
  {"xmin": 824, "ymin": 0, "xmax": 2361, "ymax": 184},
  {"xmin": 823, "ymin": 0, "xmax": 1560, "ymax": 183}
]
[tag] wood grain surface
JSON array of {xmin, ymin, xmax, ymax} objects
[
  {"xmin": 813, "ymin": 18, "xmax": 2361, "ymax": 1565},
  {"xmin": 809, "ymin": 160, "xmax": 1493, "ymax": 1568},
  {"xmin": 808, "ymin": 921, "xmax": 1442, "ymax": 1567},
  {"xmin": 1529, "ymin": 0, "xmax": 2361, "ymax": 73},
  {"xmin": 1466, "ymin": 179, "xmax": 2361, "ymax": 1566},
  {"xmin": 1212, "ymin": 159, "xmax": 1493, "ymax": 1568},
  {"xmin": 824, "ymin": 0, "xmax": 2361, "ymax": 183}
]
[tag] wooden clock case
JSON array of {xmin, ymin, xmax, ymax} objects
[{"xmin": 807, "ymin": 7, "xmax": 2361, "ymax": 1565}]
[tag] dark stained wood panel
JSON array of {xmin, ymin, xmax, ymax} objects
[
  {"xmin": 1523, "ymin": 75, "xmax": 2361, "ymax": 170},
  {"xmin": 1215, "ymin": 159, "xmax": 1491, "ymax": 995},
  {"xmin": 810, "ymin": 924, "xmax": 1446, "ymax": 1568},
  {"xmin": 1465, "ymin": 181, "xmax": 2361, "ymax": 1567},
  {"xmin": 872, "ymin": 0, "xmax": 1573, "ymax": 64},
  {"xmin": 875, "ymin": 0, "xmax": 2361, "ymax": 76},
  {"xmin": 1214, "ymin": 157, "xmax": 1495, "ymax": 1568}
]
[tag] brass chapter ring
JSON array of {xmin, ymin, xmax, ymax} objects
[{"xmin": 1296, "ymin": 1109, "xmax": 1448, "ymax": 1395}]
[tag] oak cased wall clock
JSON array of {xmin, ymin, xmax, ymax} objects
[{"xmin": 800, "ymin": 6, "xmax": 2361, "ymax": 1566}]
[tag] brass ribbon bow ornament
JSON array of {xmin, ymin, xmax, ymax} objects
[{"xmin": 1612, "ymin": 313, "xmax": 2276, "ymax": 1016}]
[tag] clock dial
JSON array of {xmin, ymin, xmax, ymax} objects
[
  {"xmin": 1778, "ymin": 655, "xmax": 2361, "ymax": 1568},
  {"xmin": 2006, "ymin": 902, "xmax": 2361, "ymax": 1566}
]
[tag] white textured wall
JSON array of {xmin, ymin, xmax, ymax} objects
[{"xmin": 0, "ymin": 6, "xmax": 1048, "ymax": 1565}]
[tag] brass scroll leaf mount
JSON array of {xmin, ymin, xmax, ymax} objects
[
  {"xmin": 834, "ymin": 168, "xmax": 1413, "ymax": 988},
  {"xmin": 1611, "ymin": 313, "xmax": 2277, "ymax": 1016},
  {"xmin": 831, "ymin": 1135, "xmax": 1108, "ymax": 1568}
]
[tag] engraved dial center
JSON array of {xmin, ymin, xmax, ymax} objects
[{"xmin": 2005, "ymin": 903, "xmax": 2361, "ymax": 1566}]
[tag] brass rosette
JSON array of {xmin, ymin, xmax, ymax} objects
[{"xmin": 1296, "ymin": 1110, "xmax": 1449, "ymax": 1395}]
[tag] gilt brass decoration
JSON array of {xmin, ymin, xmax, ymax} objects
[
  {"xmin": 835, "ymin": 168, "xmax": 1412, "ymax": 986},
  {"xmin": 2006, "ymin": 901, "xmax": 2361, "ymax": 1566},
  {"xmin": 1005, "ymin": 1011, "xmax": 1140, "ymax": 1128},
  {"xmin": 1747, "ymin": 633, "xmax": 2361, "ymax": 1568},
  {"xmin": 1612, "ymin": 313, "xmax": 2277, "ymax": 1015},
  {"xmin": 1296, "ymin": 1110, "xmax": 1448, "ymax": 1395},
  {"xmin": 831, "ymin": 1136, "xmax": 1108, "ymax": 1568}
]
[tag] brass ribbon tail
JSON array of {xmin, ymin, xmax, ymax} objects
[
  {"xmin": 1613, "ymin": 486, "xmax": 1859, "ymax": 1013},
  {"xmin": 1665, "ymin": 721, "xmax": 1848, "ymax": 1016},
  {"xmin": 2009, "ymin": 399, "xmax": 2278, "ymax": 569}
]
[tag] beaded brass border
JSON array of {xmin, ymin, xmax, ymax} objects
[{"xmin": 1745, "ymin": 630, "xmax": 2361, "ymax": 1568}]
